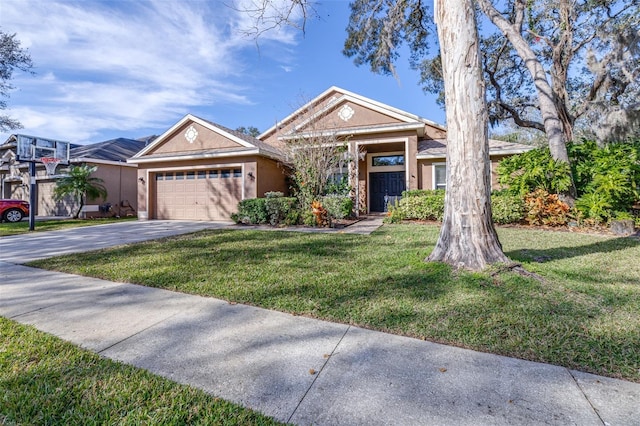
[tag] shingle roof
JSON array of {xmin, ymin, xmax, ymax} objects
[
  {"xmin": 417, "ymin": 138, "xmax": 534, "ymax": 158},
  {"xmin": 71, "ymin": 138, "xmax": 146, "ymax": 162},
  {"xmin": 199, "ymin": 118, "xmax": 285, "ymax": 158}
]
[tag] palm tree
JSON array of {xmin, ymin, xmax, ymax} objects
[{"xmin": 53, "ymin": 164, "xmax": 108, "ymax": 219}]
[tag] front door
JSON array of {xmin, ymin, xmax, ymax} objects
[{"xmin": 369, "ymin": 171, "xmax": 405, "ymax": 212}]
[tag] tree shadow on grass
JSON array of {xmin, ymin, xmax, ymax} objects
[{"xmin": 505, "ymin": 235, "xmax": 640, "ymax": 263}]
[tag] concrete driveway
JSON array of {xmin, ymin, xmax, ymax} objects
[{"xmin": 0, "ymin": 220, "xmax": 232, "ymax": 263}]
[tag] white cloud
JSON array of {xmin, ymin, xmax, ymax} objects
[{"xmin": 0, "ymin": 0, "xmax": 301, "ymax": 143}]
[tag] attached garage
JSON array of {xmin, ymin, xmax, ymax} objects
[
  {"xmin": 129, "ymin": 114, "xmax": 288, "ymax": 221},
  {"xmin": 154, "ymin": 168, "xmax": 242, "ymax": 220}
]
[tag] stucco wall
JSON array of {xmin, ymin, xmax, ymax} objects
[
  {"xmin": 135, "ymin": 155, "xmax": 287, "ymax": 219},
  {"xmin": 417, "ymin": 156, "xmax": 505, "ymax": 191},
  {"xmin": 256, "ymin": 158, "xmax": 288, "ymax": 197},
  {"xmin": 152, "ymin": 122, "xmax": 241, "ymax": 155}
]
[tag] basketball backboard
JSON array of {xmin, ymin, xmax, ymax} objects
[{"xmin": 15, "ymin": 134, "xmax": 70, "ymax": 164}]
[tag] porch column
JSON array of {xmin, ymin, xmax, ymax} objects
[{"xmin": 407, "ymin": 135, "xmax": 419, "ymax": 190}]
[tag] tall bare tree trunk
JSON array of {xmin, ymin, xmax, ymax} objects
[{"xmin": 427, "ymin": 0, "xmax": 510, "ymax": 271}]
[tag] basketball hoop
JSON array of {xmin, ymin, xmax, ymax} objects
[{"xmin": 41, "ymin": 157, "xmax": 61, "ymax": 176}]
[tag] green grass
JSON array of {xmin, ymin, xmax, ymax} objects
[
  {"xmin": 0, "ymin": 318, "xmax": 283, "ymax": 425},
  {"xmin": 29, "ymin": 224, "xmax": 640, "ymax": 382},
  {"xmin": 0, "ymin": 217, "xmax": 137, "ymax": 236}
]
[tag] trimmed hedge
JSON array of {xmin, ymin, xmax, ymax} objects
[
  {"xmin": 265, "ymin": 196, "xmax": 298, "ymax": 226},
  {"xmin": 386, "ymin": 190, "xmax": 445, "ymax": 223},
  {"xmin": 232, "ymin": 198, "xmax": 268, "ymax": 224},
  {"xmin": 386, "ymin": 190, "xmax": 525, "ymax": 225},
  {"xmin": 492, "ymin": 192, "xmax": 525, "ymax": 224},
  {"xmin": 232, "ymin": 194, "xmax": 298, "ymax": 226}
]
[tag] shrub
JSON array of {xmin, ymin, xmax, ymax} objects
[
  {"xmin": 233, "ymin": 194, "xmax": 298, "ymax": 226},
  {"xmin": 402, "ymin": 189, "xmax": 438, "ymax": 198},
  {"xmin": 524, "ymin": 189, "xmax": 571, "ymax": 226},
  {"xmin": 264, "ymin": 191, "xmax": 284, "ymax": 198},
  {"xmin": 386, "ymin": 190, "xmax": 524, "ymax": 225},
  {"xmin": 233, "ymin": 198, "xmax": 268, "ymax": 224},
  {"xmin": 321, "ymin": 194, "xmax": 353, "ymax": 220},
  {"xmin": 264, "ymin": 194, "xmax": 298, "ymax": 226},
  {"xmin": 491, "ymin": 192, "xmax": 525, "ymax": 224},
  {"xmin": 311, "ymin": 200, "xmax": 329, "ymax": 227},
  {"xmin": 497, "ymin": 147, "xmax": 573, "ymax": 196},
  {"xmin": 570, "ymin": 140, "xmax": 640, "ymax": 220},
  {"xmin": 390, "ymin": 190, "xmax": 445, "ymax": 221},
  {"xmin": 300, "ymin": 209, "xmax": 316, "ymax": 227},
  {"xmin": 574, "ymin": 192, "xmax": 613, "ymax": 224},
  {"xmin": 499, "ymin": 139, "xmax": 640, "ymax": 223}
]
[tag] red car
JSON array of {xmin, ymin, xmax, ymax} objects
[{"xmin": 0, "ymin": 199, "xmax": 30, "ymax": 223}]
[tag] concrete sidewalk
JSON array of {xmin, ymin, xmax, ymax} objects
[{"xmin": 1, "ymin": 221, "xmax": 639, "ymax": 425}]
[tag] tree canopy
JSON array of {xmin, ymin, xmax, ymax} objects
[
  {"xmin": 343, "ymin": 0, "xmax": 640, "ymax": 145},
  {"xmin": 0, "ymin": 29, "xmax": 33, "ymax": 132}
]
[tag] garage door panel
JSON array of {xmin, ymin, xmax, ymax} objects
[{"xmin": 154, "ymin": 170, "xmax": 241, "ymax": 220}]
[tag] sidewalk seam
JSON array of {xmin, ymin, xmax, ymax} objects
[
  {"xmin": 567, "ymin": 368, "xmax": 606, "ymax": 425},
  {"xmin": 286, "ymin": 324, "xmax": 352, "ymax": 423},
  {"xmin": 8, "ymin": 303, "xmax": 67, "ymax": 319},
  {"xmin": 96, "ymin": 311, "xmax": 181, "ymax": 355}
]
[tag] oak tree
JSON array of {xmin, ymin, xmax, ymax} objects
[{"xmin": 0, "ymin": 29, "xmax": 33, "ymax": 131}]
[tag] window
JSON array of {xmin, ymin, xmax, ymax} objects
[
  {"xmin": 372, "ymin": 155, "xmax": 404, "ymax": 167},
  {"xmin": 221, "ymin": 169, "xmax": 231, "ymax": 178},
  {"xmin": 186, "ymin": 171, "xmax": 195, "ymax": 179},
  {"xmin": 165, "ymin": 173, "xmax": 174, "ymax": 180},
  {"xmin": 155, "ymin": 173, "xmax": 164, "ymax": 181},
  {"xmin": 197, "ymin": 171, "xmax": 206, "ymax": 179},
  {"xmin": 175, "ymin": 172, "xmax": 184, "ymax": 180},
  {"xmin": 233, "ymin": 169, "xmax": 242, "ymax": 178},
  {"xmin": 434, "ymin": 164, "xmax": 446, "ymax": 190},
  {"xmin": 209, "ymin": 170, "xmax": 219, "ymax": 178}
]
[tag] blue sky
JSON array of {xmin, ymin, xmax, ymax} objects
[{"xmin": 1, "ymin": 0, "xmax": 444, "ymax": 145}]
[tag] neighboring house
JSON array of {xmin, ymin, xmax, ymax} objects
[
  {"xmin": 129, "ymin": 86, "xmax": 532, "ymax": 221},
  {"xmin": 0, "ymin": 136, "xmax": 146, "ymax": 217},
  {"xmin": 128, "ymin": 116, "xmax": 287, "ymax": 221}
]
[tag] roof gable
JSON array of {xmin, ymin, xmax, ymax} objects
[
  {"xmin": 259, "ymin": 86, "xmax": 445, "ymax": 141},
  {"xmin": 133, "ymin": 114, "xmax": 259, "ymax": 158},
  {"xmin": 131, "ymin": 114, "xmax": 283, "ymax": 162}
]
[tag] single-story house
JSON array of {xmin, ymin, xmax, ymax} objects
[
  {"xmin": 129, "ymin": 86, "xmax": 533, "ymax": 221},
  {"xmin": 0, "ymin": 136, "xmax": 147, "ymax": 217}
]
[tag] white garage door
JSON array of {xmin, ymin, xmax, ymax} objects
[
  {"xmin": 37, "ymin": 180, "xmax": 74, "ymax": 216},
  {"xmin": 154, "ymin": 169, "xmax": 242, "ymax": 220}
]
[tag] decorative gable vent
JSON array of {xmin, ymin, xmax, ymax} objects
[
  {"xmin": 185, "ymin": 125, "xmax": 198, "ymax": 143},
  {"xmin": 338, "ymin": 104, "xmax": 355, "ymax": 122}
]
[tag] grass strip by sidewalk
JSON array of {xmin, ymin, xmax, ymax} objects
[
  {"xmin": 0, "ymin": 318, "xmax": 283, "ymax": 425},
  {"xmin": 28, "ymin": 223, "xmax": 640, "ymax": 382},
  {"xmin": 0, "ymin": 217, "xmax": 137, "ymax": 237}
]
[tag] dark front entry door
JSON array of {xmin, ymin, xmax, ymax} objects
[{"xmin": 369, "ymin": 171, "xmax": 406, "ymax": 212}]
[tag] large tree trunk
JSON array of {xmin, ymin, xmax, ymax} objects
[
  {"xmin": 476, "ymin": 0, "xmax": 577, "ymax": 204},
  {"xmin": 427, "ymin": 0, "xmax": 510, "ymax": 271}
]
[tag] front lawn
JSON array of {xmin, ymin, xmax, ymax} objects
[
  {"xmin": 0, "ymin": 318, "xmax": 283, "ymax": 425},
  {"xmin": 29, "ymin": 224, "xmax": 640, "ymax": 382},
  {"xmin": 0, "ymin": 217, "xmax": 137, "ymax": 237}
]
